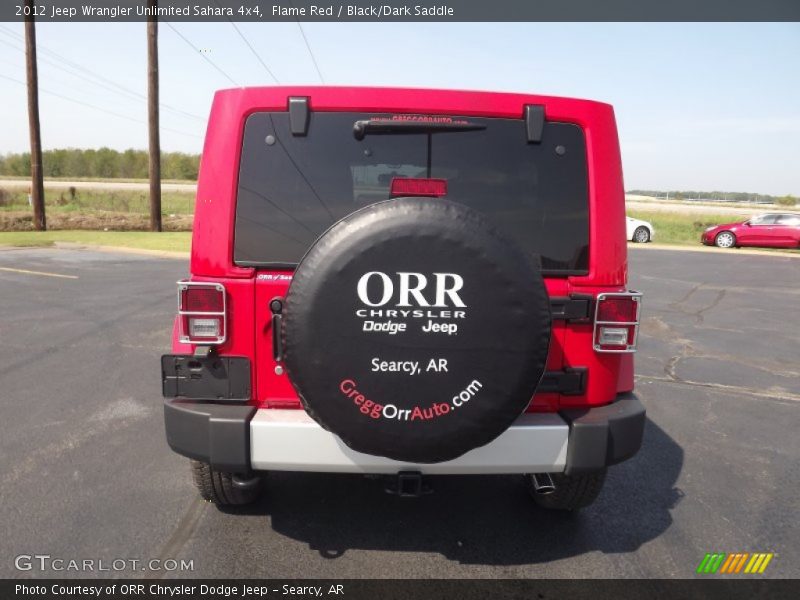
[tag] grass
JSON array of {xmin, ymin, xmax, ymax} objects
[
  {"xmin": 628, "ymin": 210, "xmax": 746, "ymax": 245},
  {"xmin": 0, "ymin": 205, "xmax": 791, "ymax": 255},
  {"xmin": 0, "ymin": 175, "xmax": 196, "ymax": 184},
  {"xmin": 0, "ymin": 187, "xmax": 195, "ymax": 214},
  {"xmin": 0, "ymin": 231, "xmax": 191, "ymax": 253}
]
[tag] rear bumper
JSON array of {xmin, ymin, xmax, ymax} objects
[
  {"xmin": 163, "ymin": 393, "xmax": 645, "ymax": 475},
  {"xmin": 250, "ymin": 410, "xmax": 569, "ymax": 474}
]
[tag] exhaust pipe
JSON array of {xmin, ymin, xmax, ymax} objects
[{"xmin": 531, "ymin": 473, "xmax": 556, "ymax": 495}]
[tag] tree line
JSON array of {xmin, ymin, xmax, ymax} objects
[
  {"xmin": 0, "ymin": 148, "xmax": 200, "ymax": 181},
  {"xmin": 628, "ymin": 189, "xmax": 795, "ymax": 206}
]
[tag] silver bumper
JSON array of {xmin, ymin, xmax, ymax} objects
[{"xmin": 249, "ymin": 409, "xmax": 568, "ymax": 474}]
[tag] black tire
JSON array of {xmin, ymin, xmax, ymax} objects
[
  {"xmin": 282, "ymin": 197, "xmax": 552, "ymax": 464},
  {"xmin": 632, "ymin": 226, "xmax": 650, "ymax": 243},
  {"xmin": 714, "ymin": 231, "xmax": 737, "ymax": 249},
  {"xmin": 527, "ymin": 469, "xmax": 606, "ymax": 511},
  {"xmin": 190, "ymin": 460, "xmax": 261, "ymax": 506}
]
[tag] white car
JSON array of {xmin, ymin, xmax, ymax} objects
[{"xmin": 626, "ymin": 216, "xmax": 654, "ymax": 243}]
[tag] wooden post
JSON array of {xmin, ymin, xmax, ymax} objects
[
  {"xmin": 24, "ymin": 0, "xmax": 46, "ymax": 231},
  {"xmin": 147, "ymin": 0, "xmax": 162, "ymax": 232}
]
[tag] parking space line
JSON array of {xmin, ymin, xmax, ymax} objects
[{"xmin": 0, "ymin": 267, "xmax": 79, "ymax": 279}]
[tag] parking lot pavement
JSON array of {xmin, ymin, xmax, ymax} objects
[{"xmin": 0, "ymin": 246, "xmax": 797, "ymax": 579}]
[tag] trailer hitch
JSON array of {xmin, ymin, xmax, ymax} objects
[{"xmin": 384, "ymin": 471, "xmax": 433, "ymax": 498}]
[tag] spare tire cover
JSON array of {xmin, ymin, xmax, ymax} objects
[{"xmin": 282, "ymin": 197, "xmax": 551, "ymax": 463}]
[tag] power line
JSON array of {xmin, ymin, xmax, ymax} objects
[
  {"xmin": 227, "ymin": 20, "xmax": 279, "ymax": 83},
  {"xmin": 0, "ymin": 71, "xmax": 202, "ymax": 139},
  {"xmin": 165, "ymin": 22, "xmax": 240, "ymax": 87},
  {"xmin": 294, "ymin": 21, "xmax": 324, "ymax": 83},
  {"xmin": 211, "ymin": 0, "xmax": 279, "ymax": 83},
  {"xmin": 287, "ymin": 0, "xmax": 323, "ymax": 83},
  {"xmin": 0, "ymin": 25, "xmax": 204, "ymax": 121},
  {"xmin": 0, "ymin": 24, "xmax": 205, "ymax": 122},
  {"xmin": 0, "ymin": 38, "xmax": 145, "ymax": 105}
]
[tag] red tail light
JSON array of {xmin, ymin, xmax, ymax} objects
[
  {"xmin": 593, "ymin": 292, "xmax": 642, "ymax": 353},
  {"xmin": 178, "ymin": 281, "xmax": 226, "ymax": 344},
  {"xmin": 390, "ymin": 177, "xmax": 447, "ymax": 198}
]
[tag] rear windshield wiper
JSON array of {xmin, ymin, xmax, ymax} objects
[{"xmin": 353, "ymin": 119, "xmax": 486, "ymax": 140}]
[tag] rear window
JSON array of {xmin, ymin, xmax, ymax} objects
[{"xmin": 234, "ymin": 112, "xmax": 589, "ymax": 274}]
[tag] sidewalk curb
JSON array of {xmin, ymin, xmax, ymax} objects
[{"xmin": 3, "ymin": 240, "xmax": 796, "ymax": 261}]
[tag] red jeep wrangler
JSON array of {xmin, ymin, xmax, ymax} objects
[{"xmin": 162, "ymin": 87, "xmax": 645, "ymax": 510}]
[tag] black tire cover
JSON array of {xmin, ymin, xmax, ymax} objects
[{"xmin": 282, "ymin": 197, "xmax": 551, "ymax": 463}]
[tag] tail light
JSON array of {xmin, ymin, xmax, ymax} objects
[
  {"xmin": 390, "ymin": 177, "xmax": 447, "ymax": 198},
  {"xmin": 593, "ymin": 292, "xmax": 642, "ymax": 353},
  {"xmin": 178, "ymin": 281, "xmax": 226, "ymax": 344}
]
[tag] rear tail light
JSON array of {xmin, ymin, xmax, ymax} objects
[
  {"xmin": 178, "ymin": 281, "xmax": 226, "ymax": 344},
  {"xmin": 390, "ymin": 177, "xmax": 447, "ymax": 198},
  {"xmin": 593, "ymin": 292, "xmax": 642, "ymax": 353}
]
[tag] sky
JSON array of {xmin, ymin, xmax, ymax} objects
[{"xmin": 0, "ymin": 22, "xmax": 798, "ymax": 195}]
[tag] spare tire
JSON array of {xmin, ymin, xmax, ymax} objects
[{"xmin": 282, "ymin": 197, "xmax": 551, "ymax": 463}]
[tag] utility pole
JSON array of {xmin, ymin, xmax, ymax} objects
[
  {"xmin": 147, "ymin": 0, "xmax": 162, "ymax": 232},
  {"xmin": 24, "ymin": 0, "xmax": 46, "ymax": 231}
]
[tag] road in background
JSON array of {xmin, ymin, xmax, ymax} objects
[
  {"xmin": 626, "ymin": 199, "xmax": 798, "ymax": 217},
  {"xmin": 0, "ymin": 247, "xmax": 797, "ymax": 578},
  {"xmin": 3, "ymin": 180, "xmax": 797, "ymax": 217},
  {"xmin": 0, "ymin": 179, "xmax": 196, "ymax": 193}
]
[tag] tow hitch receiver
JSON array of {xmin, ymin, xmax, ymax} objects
[{"xmin": 384, "ymin": 471, "xmax": 432, "ymax": 497}]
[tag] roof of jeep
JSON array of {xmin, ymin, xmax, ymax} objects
[{"xmin": 208, "ymin": 86, "xmax": 613, "ymax": 121}]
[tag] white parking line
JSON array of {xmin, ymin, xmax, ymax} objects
[{"xmin": 0, "ymin": 267, "xmax": 79, "ymax": 279}]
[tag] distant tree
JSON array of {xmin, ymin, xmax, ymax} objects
[
  {"xmin": 0, "ymin": 152, "xmax": 31, "ymax": 176},
  {"xmin": 120, "ymin": 149, "xmax": 147, "ymax": 178},
  {"xmin": 162, "ymin": 152, "xmax": 199, "ymax": 180},
  {"xmin": 0, "ymin": 148, "xmax": 201, "ymax": 180},
  {"xmin": 776, "ymin": 195, "xmax": 796, "ymax": 207},
  {"xmin": 64, "ymin": 149, "xmax": 88, "ymax": 178},
  {"xmin": 94, "ymin": 147, "xmax": 118, "ymax": 178}
]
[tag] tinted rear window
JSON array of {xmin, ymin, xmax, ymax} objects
[{"xmin": 234, "ymin": 112, "xmax": 589, "ymax": 274}]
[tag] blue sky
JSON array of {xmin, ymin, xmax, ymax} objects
[{"xmin": 0, "ymin": 22, "xmax": 798, "ymax": 195}]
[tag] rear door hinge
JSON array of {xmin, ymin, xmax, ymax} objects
[
  {"xmin": 550, "ymin": 295, "xmax": 592, "ymax": 322},
  {"xmin": 539, "ymin": 368, "xmax": 587, "ymax": 396}
]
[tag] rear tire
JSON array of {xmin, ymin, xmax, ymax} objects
[
  {"xmin": 714, "ymin": 231, "xmax": 736, "ymax": 248},
  {"xmin": 190, "ymin": 460, "xmax": 262, "ymax": 506},
  {"xmin": 526, "ymin": 469, "xmax": 606, "ymax": 511},
  {"xmin": 632, "ymin": 226, "xmax": 650, "ymax": 243}
]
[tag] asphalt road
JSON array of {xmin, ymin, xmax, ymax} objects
[
  {"xmin": 1, "ymin": 179, "xmax": 196, "ymax": 193},
  {"xmin": 0, "ymin": 246, "xmax": 798, "ymax": 579},
  {"xmin": 625, "ymin": 200, "xmax": 796, "ymax": 217}
]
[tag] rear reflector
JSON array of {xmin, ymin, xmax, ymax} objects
[
  {"xmin": 390, "ymin": 177, "xmax": 447, "ymax": 198},
  {"xmin": 178, "ymin": 281, "xmax": 226, "ymax": 344},
  {"xmin": 594, "ymin": 292, "xmax": 641, "ymax": 353},
  {"xmin": 181, "ymin": 286, "xmax": 223, "ymax": 312},
  {"xmin": 597, "ymin": 296, "xmax": 638, "ymax": 323}
]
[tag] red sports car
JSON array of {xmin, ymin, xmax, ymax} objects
[{"xmin": 701, "ymin": 213, "xmax": 800, "ymax": 249}]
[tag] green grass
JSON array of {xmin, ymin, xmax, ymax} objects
[
  {"xmin": 0, "ymin": 230, "xmax": 191, "ymax": 253},
  {"xmin": 0, "ymin": 175, "xmax": 196, "ymax": 184},
  {"xmin": 0, "ymin": 208, "xmax": 791, "ymax": 256},
  {"xmin": 0, "ymin": 187, "xmax": 195, "ymax": 214},
  {"xmin": 628, "ymin": 210, "xmax": 745, "ymax": 245}
]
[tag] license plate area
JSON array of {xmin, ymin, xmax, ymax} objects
[{"xmin": 162, "ymin": 355, "xmax": 251, "ymax": 401}]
